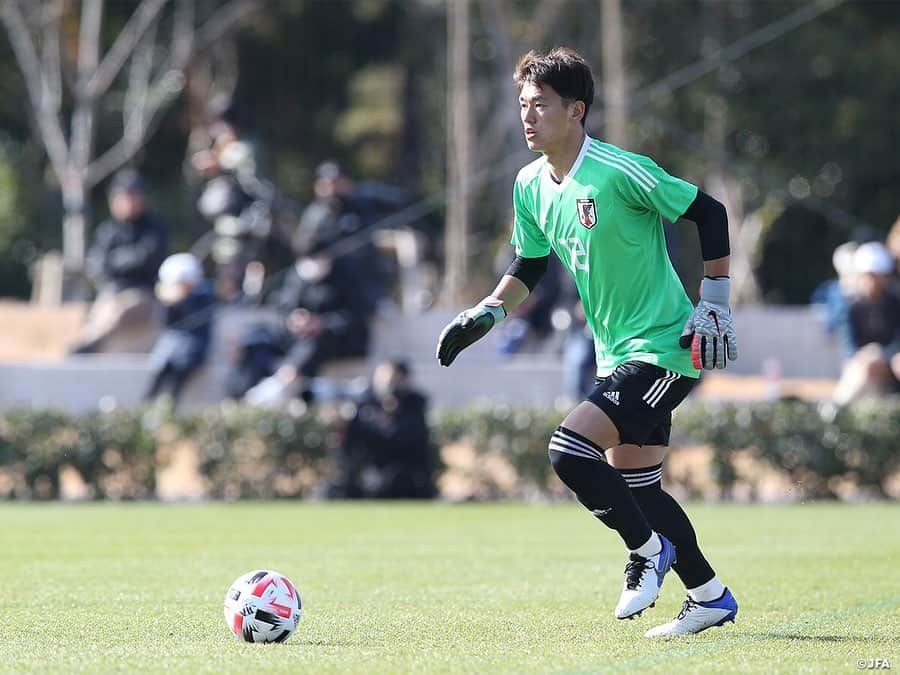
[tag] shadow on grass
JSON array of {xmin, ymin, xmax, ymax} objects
[
  {"xmin": 288, "ymin": 638, "xmax": 358, "ymax": 647},
  {"xmin": 754, "ymin": 633, "xmax": 869, "ymax": 643}
]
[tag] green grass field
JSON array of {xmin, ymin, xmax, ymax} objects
[{"xmin": 0, "ymin": 502, "xmax": 897, "ymax": 674}]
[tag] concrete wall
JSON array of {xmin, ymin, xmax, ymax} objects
[{"xmin": 0, "ymin": 305, "xmax": 840, "ymax": 413}]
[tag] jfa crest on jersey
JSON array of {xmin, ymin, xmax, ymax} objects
[{"xmin": 576, "ymin": 198, "xmax": 597, "ymax": 229}]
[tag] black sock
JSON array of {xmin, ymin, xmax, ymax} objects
[
  {"xmin": 621, "ymin": 464, "xmax": 715, "ymax": 589},
  {"xmin": 548, "ymin": 427, "xmax": 653, "ymax": 550}
]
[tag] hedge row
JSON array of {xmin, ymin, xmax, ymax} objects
[
  {"xmin": 0, "ymin": 403, "xmax": 332, "ymax": 500},
  {"xmin": 672, "ymin": 398, "xmax": 900, "ymax": 499},
  {"xmin": 0, "ymin": 398, "xmax": 897, "ymax": 500}
]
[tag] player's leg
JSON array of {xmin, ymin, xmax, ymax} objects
[
  {"xmin": 610, "ymin": 444, "xmax": 716, "ymax": 591},
  {"xmin": 579, "ymin": 361, "xmax": 731, "ymax": 625},
  {"xmin": 550, "ymin": 397, "xmax": 675, "ymax": 619},
  {"xmin": 550, "ymin": 403, "xmax": 651, "ymax": 549},
  {"xmin": 607, "ymin": 427, "xmax": 738, "ymax": 636}
]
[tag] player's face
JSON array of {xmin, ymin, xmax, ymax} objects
[{"xmin": 519, "ymin": 82, "xmax": 576, "ymax": 153}]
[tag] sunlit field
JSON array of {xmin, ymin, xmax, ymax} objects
[{"xmin": 1, "ymin": 502, "xmax": 897, "ymax": 674}]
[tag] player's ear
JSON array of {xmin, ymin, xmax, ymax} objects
[{"xmin": 570, "ymin": 100, "xmax": 585, "ymax": 123}]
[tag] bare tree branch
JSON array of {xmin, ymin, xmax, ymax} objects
[
  {"xmin": 193, "ymin": 0, "xmax": 263, "ymax": 56},
  {"xmin": 171, "ymin": 0, "xmax": 195, "ymax": 68},
  {"xmin": 41, "ymin": 0, "xmax": 63, "ymax": 113},
  {"xmin": 525, "ymin": 0, "xmax": 565, "ymax": 46},
  {"xmin": 0, "ymin": 0, "xmax": 69, "ymax": 177},
  {"xmin": 478, "ymin": 0, "xmax": 520, "ymax": 163},
  {"xmin": 207, "ymin": 40, "xmax": 240, "ymax": 104},
  {"xmin": 86, "ymin": 0, "xmax": 170, "ymax": 98},
  {"xmin": 123, "ymin": 15, "xmax": 159, "ymax": 141},
  {"xmin": 86, "ymin": 0, "xmax": 262, "ymax": 186},
  {"xmin": 87, "ymin": 78, "xmax": 172, "ymax": 187},
  {"xmin": 86, "ymin": 80, "xmax": 185, "ymax": 187},
  {"xmin": 69, "ymin": 0, "xmax": 103, "ymax": 177}
]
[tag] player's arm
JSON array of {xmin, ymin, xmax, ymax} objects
[
  {"xmin": 679, "ymin": 190, "xmax": 738, "ymax": 369},
  {"xmin": 612, "ymin": 151, "xmax": 738, "ymax": 368},
  {"xmin": 436, "ymin": 254, "xmax": 549, "ymax": 367}
]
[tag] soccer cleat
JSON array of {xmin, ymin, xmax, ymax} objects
[
  {"xmin": 614, "ymin": 534, "xmax": 676, "ymax": 620},
  {"xmin": 644, "ymin": 588, "xmax": 738, "ymax": 637}
]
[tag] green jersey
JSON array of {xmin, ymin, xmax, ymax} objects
[{"xmin": 511, "ymin": 135, "xmax": 700, "ymax": 378}]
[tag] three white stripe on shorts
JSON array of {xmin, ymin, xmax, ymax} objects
[{"xmin": 643, "ymin": 370, "xmax": 680, "ymax": 408}]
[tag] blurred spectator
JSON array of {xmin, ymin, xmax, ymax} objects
[
  {"xmin": 144, "ymin": 253, "xmax": 216, "ymax": 407},
  {"xmin": 495, "ymin": 253, "xmax": 565, "ymax": 355},
  {"xmin": 323, "ymin": 360, "xmax": 435, "ymax": 500},
  {"xmin": 230, "ymin": 225, "xmax": 373, "ymax": 403},
  {"xmin": 70, "ymin": 170, "xmax": 168, "ymax": 354},
  {"xmin": 562, "ymin": 300, "xmax": 597, "ymax": 400},
  {"xmin": 190, "ymin": 101, "xmax": 292, "ymax": 302},
  {"xmin": 886, "ymin": 213, "xmax": 900, "ymax": 263},
  {"xmin": 811, "ymin": 241, "xmax": 859, "ymax": 358},
  {"xmin": 832, "ymin": 242, "xmax": 900, "ymax": 404},
  {"xmin": 294, "ymin": 161, "xmax": 403, "ymax": 312}
]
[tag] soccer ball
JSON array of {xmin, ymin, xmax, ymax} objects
[{"xmin": 223, "ymin": 569, "xmax": 302, "ymax": 643}]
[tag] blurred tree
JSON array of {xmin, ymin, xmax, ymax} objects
[
  {"xmin": 625, "ymin": 0, "xmax": 900, "ymax": 302},
  {"xmin": 0, "ymin": 0, "xmax": 263, "ymax": 296},
  {"xmin": 0, "ymin": 0, "xmax": 896, "ymax": 306},
  {"xmin": 0, "ymin": 137, "xmax": 30, "ymax": 297}
]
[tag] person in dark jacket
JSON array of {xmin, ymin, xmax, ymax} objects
[
  {"xmin": 230, "ymin": 224, "xmax": 373, "ymax": 403},
  {"xmin": 144, "ymin": 253, "xmax": 216, "ymax": 407},
  {"xmin": 70, "ymin": 170, "xmax": 168, "ymax": 353},
  {"xmin": 324, "ymin": 360, "xmax": 436, "ymax": 499},
  {"xmin": 293, "ymin": 161, "xmax": 389, "ymax": 314}
]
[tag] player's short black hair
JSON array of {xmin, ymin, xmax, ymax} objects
[{"xmin": 514, "ymin": 47, "xmax": 595, "ymax": 127}]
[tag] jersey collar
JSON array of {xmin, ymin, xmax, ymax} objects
[{"xmin": 542, "ymin": 134, "xmax": 592, "ymax": 193}]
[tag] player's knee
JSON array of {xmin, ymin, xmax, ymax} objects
[
  {"xmin": 547, "ymin": 450, "xmax": 609, "ymax": 518},
  {"xmin": 548, "ymin": 444, "xmax": 562, "ymax": 468},
  {"xmin": 547, "ymin": 426, "xmax": 607, "ymax": 487},
  {"xmin": 548, "ymin": 448, "xmax": 582, "ymax": 492},
  {"xmin": 548, "ymin": 426, "xmax": 605, "ymax": 467}
]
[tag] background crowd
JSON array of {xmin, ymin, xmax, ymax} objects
[{"xmin": 0, "ymin": 1, "xmax": 898, "ymax": 501}]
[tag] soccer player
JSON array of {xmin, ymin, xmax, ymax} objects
[{"xmin": 436, "ymin": 48, "xmax": 739, "ymax": 637}]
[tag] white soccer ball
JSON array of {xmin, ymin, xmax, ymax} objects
[{"xmin": 223, "ymin": 569, "xmax": 302, "ymax": 643}]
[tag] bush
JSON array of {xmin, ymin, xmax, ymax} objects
[
  {"xmin": 674, "ymin": 397, "xmax": 900, "ymax": 499},
  {"xmin": 0, "ymin": 409, "xmax": 71, "ymax": 498},
  {"xmin": 432, "ymin": 403, "xmax": 564, "ymax": 497},
  {"xmin": 0, "ymin": 397, "xmax": 897, "ymax": 500},
  {"xmin": 185, "ymin": 401, "xmax": 332, "ymax": 499}
]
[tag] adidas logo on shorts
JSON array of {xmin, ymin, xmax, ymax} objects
[{"xmin": 602, "ymin": 391, "xmax": 620, "ymax": 406}]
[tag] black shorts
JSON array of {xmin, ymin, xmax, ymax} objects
[{"xmin": 586, "ymin": 361, "xmax": 698, "ymax": 446}]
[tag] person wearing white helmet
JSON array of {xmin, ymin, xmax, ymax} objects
[
  {"xmin": 144, "ymin": 253, "xmax": 216, "ymax": 407},
  {"xmin": 832, "ymin": 241, "xmax": 900, "ymax": 404}
]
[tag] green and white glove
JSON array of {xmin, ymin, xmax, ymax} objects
[
  {"xmin": 436, "ymin": 297, "xmax": 506, "ymax": 367},
  {"xmin": 679, "ymin": 277, "xmax": 738, "ymax": 369}
]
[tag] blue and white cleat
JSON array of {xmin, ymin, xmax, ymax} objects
[
  {"xmin": 644, "ymin": 588, "xmax": 738, "ymax": 637},
  {"xmin": 614, "ymin": 535, "xmax": 676, "ymax": 620}
]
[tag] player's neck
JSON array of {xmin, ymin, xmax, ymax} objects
[{"xmin": 544, "ymin": 129, "xmax": 587, "ymax": 183}]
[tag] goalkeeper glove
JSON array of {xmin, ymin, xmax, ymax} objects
[
  {"xmin": 436, "ymin": 297, "xmax": 506, "ymax": 367},
  {"xmin": 679, "ymin": 277, "xmax": 738, "ymax": 369}
]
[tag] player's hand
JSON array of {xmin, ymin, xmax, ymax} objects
[
  {"xmin": 679, "ymin": 277, "xmax": 738, "ymax": 369},
  {"xmin": 436, "ymin": 297, "xmax": 506, "ymax": 367}
]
